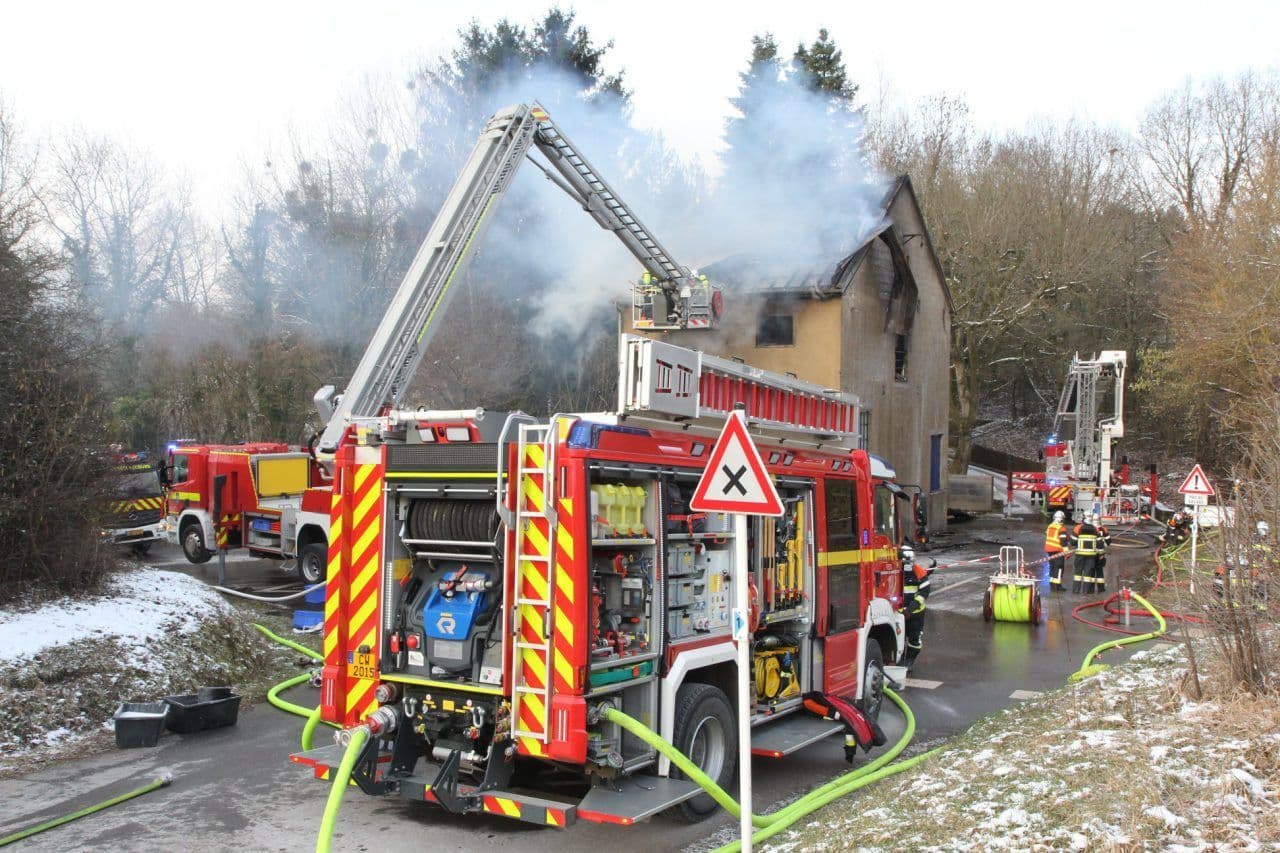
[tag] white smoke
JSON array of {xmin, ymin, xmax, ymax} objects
[{"xmin": 407, "ymin": 60, "xmax": 890, "ymax": 343}]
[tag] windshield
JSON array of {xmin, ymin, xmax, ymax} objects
[{"xmin": 116, "ymin": 470, "xmax": 161, "ymax": 498}]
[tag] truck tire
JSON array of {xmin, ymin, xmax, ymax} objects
[
  {"xmin": 858, "ymin": 641, "xmax": 886, "ymax": 721},
  {"xmin": 297, "ymin": 542, "xmax": 327, "ymax": 585},
  {"xmin": 181, "ymin": 521, "xmax": 212, "ymax": 564},
  {"xmin": 671, "ymin": 682, "xmax": 737, "ymax": 822}
]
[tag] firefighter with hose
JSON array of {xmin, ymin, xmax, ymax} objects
[
  {"xmin": 1044, "ymin": 510, "xmax": 1070, "ymax": 593},
  {"xmin": 900, "ymin": 545, "xmax": 934, "ymax": 668}
]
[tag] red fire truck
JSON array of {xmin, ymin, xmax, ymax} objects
[
  {"xmin": 160, "ymin": 442, "xmax": 331, "ymax": 583},
  {"xmin": 292, "ymin": 336, "xmax": 910, "ymax": 825}
]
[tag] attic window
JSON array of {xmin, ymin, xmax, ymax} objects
[
  {"xmin": 894, "ymin": 334, "xmax": 909, "ymax": 382},
  {"xmin": 756, "ymin": 309, "xmax": 794, "ymax": 347}
]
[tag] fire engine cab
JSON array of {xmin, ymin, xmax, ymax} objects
[{"xmin": 160, "ymin": 442, "xmax": 331, "ymax": 582}]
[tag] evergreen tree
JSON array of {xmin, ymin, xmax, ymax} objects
[
  {"xmin": 716, "ymin": 30, "xmax": 882, "ymax": 266},
  {"xmin": 720, "ymin": 34, "xmax": 788, "ymax": 200},
  {"xmin": 793, "ymin": 28, "xmax": 857, "ymax": 102}
]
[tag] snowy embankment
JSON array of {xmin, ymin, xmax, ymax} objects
[
  {"xmin": 773, "ymin": 645, "xmax": 1279, "ymax": 850},
  {"xmin": 0, "ymin": 569, "xmax": 278, "ymax": 774}
]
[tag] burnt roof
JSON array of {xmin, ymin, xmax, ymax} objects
[{"xmin": 701, "ymin": 175, "xmax": 953, "ymax": 311}]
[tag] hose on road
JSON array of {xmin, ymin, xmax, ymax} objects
[
  {"xmin": 1069, "ymin": 591, "xmax": 1167, "ymax": 682},
  {"xmin": 253, "ymin": 624, "xmax": 336, "ymax": 743},
  {"xmin": 215, "ymin": 582, "xmax": 323, "ymax": 604},
  {"xmin": 0, "ymin": 774, "xmax": 172, "ymax": 848},
  {"xmin": 316, "ymin": 727, "xmax": 369, "ymax": 853},
  {"xmin": 603, "ymin": 688, "xmax": 941, "ymax": 852}
]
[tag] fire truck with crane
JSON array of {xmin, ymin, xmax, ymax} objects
[
  {"xmin": 1011, "ymin": 350, "xmax": 1156, "ymax": 522},
  {"xmin": 289, "ymin": 102, "xmax": 912, "ymax": 828}
]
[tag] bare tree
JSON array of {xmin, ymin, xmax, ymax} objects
[
  {"xmin": 43, "ymin": 131, "xmax": 191, "ymax": 332},
  {"xmin": 0, "ymin": 98, "xmax": 41, "ymax": 254}
]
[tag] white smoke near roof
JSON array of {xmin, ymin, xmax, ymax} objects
[
  {"xmin": 700, "ymin": 61, "xmax": 891, "ymax": 278},
  {"xmin": 405, "ymin": 59, "xmax": 889, "ymax": 343}
]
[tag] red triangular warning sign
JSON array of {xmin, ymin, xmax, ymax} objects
[
  {"xmin": 1178, "ymin": 464, "xmax": 1215, "ymax": 497},
  {"xmin": 690, "ymin": 411, "xmax": 784, "ymax": 516}
]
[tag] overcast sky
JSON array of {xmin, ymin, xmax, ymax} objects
[{"xmin": 4, "ymin": 0, "xmax": 1279, "ymax": 212}]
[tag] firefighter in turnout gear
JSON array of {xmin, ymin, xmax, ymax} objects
[
  {"xmin": 1071, "ymin": 513, "xmax": 1108, "ymax": 594},
  {"xmin": 1045, "ymin": 510, "xmax": 1070, "ymax": 592},
  {"xmin": 900, "ymin": 546, "xmax": 934, "ymax": 668}
]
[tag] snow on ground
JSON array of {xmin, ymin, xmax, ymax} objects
[
  {"xmin": 0, "ymin": 568, "xmax": 280, "ymax": 775},
  {"xmin": 771, "ymin": 643, "xmax": 1280, "ymax": 850},
  {"xmin": 0, "ymin": 569, "xmax": 231, "ymax": 664}
]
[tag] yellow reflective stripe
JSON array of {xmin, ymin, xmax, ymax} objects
[
  {"xmin": 817, "ymin": 547, "xmax": 897, "ymax": 567},
  {"xmin": 169, "ymin": 491, "xmax": 200, "ymax": 501}
]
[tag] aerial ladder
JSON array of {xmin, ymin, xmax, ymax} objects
[
  {"xmin": 314, "ymin": 102, "xmax": 721, "ymax": 454},
  {"xmin": 1013, "ymin": 350, "xmax": 1152, "ymax": 521}
]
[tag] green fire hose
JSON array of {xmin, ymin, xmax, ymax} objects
[
  {"xmin": 253, "ymin": 623, "xmax": 338, "ymax": 746},
  {"xmin": 1069, "ymin": 591, "xmax": 1167, "ymax": 682},
  {"xmin": 316, "ymin": 728, "xmax": 370, "ymax": 853},
  {"xmin": 0, "ymin": 774, "xmax": 172, "ymax": 848},
  {"xmin": 604, "ymin": 688, "xmax": 941, "ymax": 852}
]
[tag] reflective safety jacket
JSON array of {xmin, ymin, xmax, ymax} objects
[
  {"xmin": 903, "ymin": 562, "xmax": 932, "ymax": 613},
  {"xmin": 1071, "ymin": 522, "xmax": 1105, "ymax": 556},
  {"xmin": 1044, "ymin": 522, "xmax": 1068, "ymax": 553}
]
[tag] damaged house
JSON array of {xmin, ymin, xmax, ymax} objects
[{"xmin": 641, "ymin": 176, "xmax": 952, "ymax": 529}]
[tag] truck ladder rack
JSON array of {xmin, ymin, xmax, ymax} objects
[{"xmin": 509, "ymin": 422, "xmax": 559, "ymax": 747}]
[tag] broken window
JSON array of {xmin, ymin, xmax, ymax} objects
[
  {"xmin": 756, "ymin": 308, "xmax": 794, "ymax": 347},
  {"xmin": 894, "ymin": 333, "xmax": 909, "ymax": 382}
]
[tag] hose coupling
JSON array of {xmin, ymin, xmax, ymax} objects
[{"xmin": 335, "ymin": 706, "xmax": 400, "ymax": 746}]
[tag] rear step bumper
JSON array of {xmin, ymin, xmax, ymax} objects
[{"xmin": 289, "ymin": 745, "xmax": 702, "ymax": 827}]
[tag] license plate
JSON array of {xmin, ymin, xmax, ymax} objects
[
  {"xmin": 347, "ymin": 651, "xmax": 378, "ymax": 680},
  {"xmin": 128, "ymin": 529, "xmax": 145, "ymax": 537}
]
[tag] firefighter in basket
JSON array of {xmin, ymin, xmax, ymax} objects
[{"xmin": 900, "ymin": 545, "xmax": 935, "ymax": 669}]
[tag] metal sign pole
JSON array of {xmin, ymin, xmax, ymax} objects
[
  {"xmin": 1189, "ymin": 513, "xmax": 1198, "ymax": 594},
  {"xmin": 733, "ymin": 511, "xmax": 752, "ymax": 853}
]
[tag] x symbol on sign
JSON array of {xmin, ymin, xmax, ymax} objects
[{"xmin": 722, "ymin": 464, "xmax": 748, "ymax": 496}]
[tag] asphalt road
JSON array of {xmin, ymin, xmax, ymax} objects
[{"xmin": 0, "ymin": 519, "xmax": 1160, "ymax": 851}]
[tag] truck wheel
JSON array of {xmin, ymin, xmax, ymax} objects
[
  {"xmin": 858, "ymin": 641, "xmax": 885, "ymax": 721},
  {"xmin": 671, "ymin": 682, "xmax": 737, "ymax": 822},
  {"xmin": 181, "ymin": 521, "xmax": 212, "ymax": 564},
  {"xmin": 297, "ymin": 542, "xmax": 327, "ymax": 585}
]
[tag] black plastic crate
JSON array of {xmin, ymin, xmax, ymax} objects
[
  {"xmin": 113, "ymin": 702, "xmax": 168, "ymax": 748},
  {"xmin": 162, "ymin": 686, "xmax": 240, "ymax": 734}
]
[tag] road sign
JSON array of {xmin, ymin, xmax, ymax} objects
[
  {"xmin": 1183, "ymin": 493, "xmax": 1209, "ymax": 507},
  {"xmin": 1178, "ymin": 464, "xmax": 1215, "ymax": 497},
  {"xmin": 690, "ymin": 410, "xmax": 783, "ymax": 516}
]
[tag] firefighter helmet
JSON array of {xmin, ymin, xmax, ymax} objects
[{"xmin": 1052, "ymin": 511, "xmax": 1065, "ymax": 523}]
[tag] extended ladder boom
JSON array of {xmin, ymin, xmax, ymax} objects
[{"xmin": 316, "ymin": 102, "xmax": 717, "ymax": 453}]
